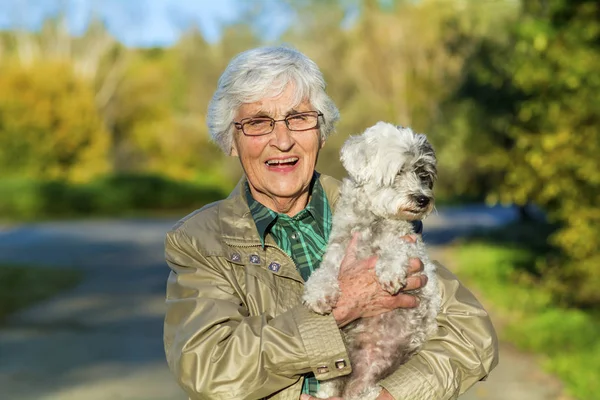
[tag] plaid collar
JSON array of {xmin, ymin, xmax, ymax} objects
[{"xmin": 245, "ymin": 172, "xmax": 328, "ymax": 247}]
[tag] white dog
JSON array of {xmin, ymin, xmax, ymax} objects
[{"xmin": 303, "ymin": 122, "xmax": 441, "ymax": 400}]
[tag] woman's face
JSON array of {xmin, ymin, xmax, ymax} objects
[{"xmin": 231, "ymin": 85, "xmax": 323, "ymax": 215}]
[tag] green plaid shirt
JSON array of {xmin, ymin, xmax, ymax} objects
[{"xmin": 245, "ymin": 173, "xmax": 332, "ymax": 395}]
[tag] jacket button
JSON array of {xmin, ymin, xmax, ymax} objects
[
  {"xmin": 268, "ymin": 262, "xmax": 281, "ymax": 273},
  {"xmin": 317, "ymin": 366, "xmax": 329, "ymax": 374}
]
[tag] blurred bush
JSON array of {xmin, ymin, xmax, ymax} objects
[
  {"xmin": 0, "ymin": 174, "xmax": 226, "ymax": 220},
  {"xmin": 446, "ymin": 0, "xmax": 600, "ymax": 307},
  {"xmin": 0, "ymin": 62, "xmax": 110, "ymax": 182},
  {"xmin": 454, "ymin": 227, "xmax": 600, "ymax": 400}
]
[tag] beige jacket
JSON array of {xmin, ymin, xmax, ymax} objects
[{"xmin": 164, "ymin": 175, "xmax": 498, "ymax": 400}]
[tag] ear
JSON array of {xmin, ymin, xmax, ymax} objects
[
  {"xmin": 230, "ymin": 138, "xmax": 239, "ymax": 157},
  {"xmin": 340, "ymin": 134, "xmax": 371, "ymax": 184},
  {"xmin": 416, "ymin": 134, "xmax": 436, "ymax": 160},
  {"xmin": 415, "ymin": 133, "xmax": 437, "ymax": 181}
]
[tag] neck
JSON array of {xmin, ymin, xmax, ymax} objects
[{"xmin": 249, "ymin": 186, "xmax": 310, "ymax": 217}]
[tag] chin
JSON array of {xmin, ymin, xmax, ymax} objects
[
  {"xmin": 268, "ymin": 184, "xmax": 305, "ymax": 199},
  {"xmin": 273, "ymin": 178, "xmax": 311, "ymax": 196}
]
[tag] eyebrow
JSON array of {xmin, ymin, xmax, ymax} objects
[{"xmin": 249, "ymin": 107, "xmax": 309, "ymax": 118}]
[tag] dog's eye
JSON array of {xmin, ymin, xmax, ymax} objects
[{"xmin": 420, "ymin": 174, "xmax": 433, "ymax": 186}]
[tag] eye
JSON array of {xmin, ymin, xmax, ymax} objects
[
  {"xmin": 287, "ymin": 114, "xmax": 309, "ymax": 122},
  {"xmin": 420, "ymin": 174, "xmax": 433, "ymax": 187},
  {"xmin": 246, "ymin": 118, "xmax": 272, "ymax": 127}
]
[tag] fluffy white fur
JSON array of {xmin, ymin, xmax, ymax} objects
[{"xmin": 303, "ymin": 122, "xmax": 441, "ymax": 400}]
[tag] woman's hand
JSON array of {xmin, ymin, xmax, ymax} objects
[{"xmin": 331, "ymin": 233, "xmax": 427, "ymax": 327}]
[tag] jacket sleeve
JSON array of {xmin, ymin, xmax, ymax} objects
[
  {"xmin": 163, "ymin": 228, "xmax": 351, "ymax": 400},
  {"xmin": 379, "ymin": 262, "xmax": 499, "ymax": 400}
]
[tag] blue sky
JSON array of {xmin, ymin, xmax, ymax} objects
[{"xmin": 0, "ymin": 0, "xmax": 293, "ymax": 46}]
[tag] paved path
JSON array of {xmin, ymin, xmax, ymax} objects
[
  {"xmin": 0, "ymin": 206, "xmax": 570, "ymax": 399},
  {"xmin": 0, "ymin": 219, "xmax": 184, "ymax": 400}
]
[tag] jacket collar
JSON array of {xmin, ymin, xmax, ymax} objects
[
  {"xmin": 218, "ymin": 174, "xmax": 341, "ymax": 247},
  {"xmin": 244, "ymin": 173, "xmax": 331, "ymax": 247}
]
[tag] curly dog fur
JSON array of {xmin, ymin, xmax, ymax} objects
[{"xmin": 303, "ymin": 122, "xmax": 441, "ymax": 399}]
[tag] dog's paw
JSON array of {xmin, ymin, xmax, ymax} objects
[
  {"xmin": 316, "ymin": 379, "xmax": 343, "ymax": 398},
  {"xmin": 303, "ymin": 292, "xmax": 339, "ymax": 315},
  {"xmin": 377, "ymin": 271, "xmax": 407, "ymax": 295},
  {"xmin": 352, "ymin": 385, "xmax": 382, "ymax": 400}
]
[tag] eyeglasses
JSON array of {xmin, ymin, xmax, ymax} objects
[{"xmin": 233, "ymin": 111, "xmax": 324, "ymax": 136}]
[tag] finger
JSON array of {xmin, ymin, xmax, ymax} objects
[
  {"xmin": 403, "ymin": 274, "xmax": 428, "ymax": 291},
  {"xmin": 400, "ymin": 234, "xmax": 418, "ymax": 244},
  {"xmin": 407, "ymin": 258, "xmax": 424, "ymax": 274},
  {"xmin": 364, "ymin": 255, "xmax": 378, "ymax": 270},
  {"xmin": 342, "ymin": 232, "xmax": 361, "ymax": 264},
  {"xmin": 392, "ymin": 293, "xmax": 420, "ymax": 308},
  {"xmin": 299, "ymin": 395, "xmax": 312, "ymax": 400}
]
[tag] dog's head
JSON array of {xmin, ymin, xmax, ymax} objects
[{"xmin": 340, "ymin": 122, "xmax": 437, "ymax": 220}]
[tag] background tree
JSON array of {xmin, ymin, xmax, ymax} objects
[
  {"xmin": 451, "ymin": 0, "xmax": 600, "ymax": 306},
  {"xmin": 282, "ymin": 0, "xmax": 519, "ymax": 187},
  {"xmin": 0, "ymin": 61, "xmax": 110, "ymax": 182}
]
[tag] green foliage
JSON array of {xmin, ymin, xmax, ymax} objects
[
  {"xmin": 0, "ymin": 1, "xmax": 520, "ymax": 198},
  {"xmin": 547, "ymin": 345, "xmax": 600, "ymax": 400},
  {"xmin": 450, "ymin": 0, "xmax": 600, "ymax": 306},
  {"xmin": 284, "ymin": 0, "xmax": 519, "ymax": 183},
  {"xmin": 453, "ymin": 242, "xmax": 553, "ymax": 313},
  {"xmin": 0, "ymin": 174, "xmax": 226, "ymax": 221},
  {"xmin": 0, "ymin": 264, "xmax": 83, "ymax": 322},
  {"xmin": 88, "ymin": 173, "xmax": 226, "ymax": 213},
  {"xmin": 454, "ymin": 224, "xmax": 600, "ymax": 399},
  {"xmin": 0, "ymin": 62, "xmax": 110, "ymax": 182}
]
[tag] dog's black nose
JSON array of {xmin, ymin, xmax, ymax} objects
[{"xmin": 415, "ymin": 195, "xmax": 430, "ymax": 207}]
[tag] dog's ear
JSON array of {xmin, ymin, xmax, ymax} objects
[
  {"xmin": 341, "ymin": 122, "xmax": 412, "ymax": 185},
  {"xmin": 340, "ymin": 134, "xmax": 372, "ymax": 184},
  {"xmin": 415, "ymin": 133, "xmax": 438, "ymax": 183},
  {"xmin": 415, "ymin": 134, "xmax": 436, "ymax": 160}
]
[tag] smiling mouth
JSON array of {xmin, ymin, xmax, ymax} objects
[{"xmin": 265, "ymin": 157, "xmax": 299, "ymax": 167}]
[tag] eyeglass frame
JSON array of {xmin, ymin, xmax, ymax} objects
[{"xmin": 233, "ymin": 111, "xmax": 324, "ymax": 137}]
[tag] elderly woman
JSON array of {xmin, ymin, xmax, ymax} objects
[{"xmin": 164, "ymin": 46, "xmax": 498, "ymax": 400}]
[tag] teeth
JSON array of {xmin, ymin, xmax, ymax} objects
[{"xmin": 266, "ymin": 157, "xmax": 298, "ymax": 165}]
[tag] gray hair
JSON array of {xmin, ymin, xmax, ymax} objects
[{"xmin": 207, "ymin": 45, "xmax": 340, "ymax": 154}]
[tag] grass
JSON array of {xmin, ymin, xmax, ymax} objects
[
  {"xmin": 0, "ymin": 173, "xmax": 228, "ymax": 222},
  {"xmin": 451, "ymin": 222, "xmax": 600, "ymax": 400},
  {"xmin": 0, "ymin": 264, "xmax": 84, "ymax": 323}
]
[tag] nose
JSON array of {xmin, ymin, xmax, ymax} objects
[
  {"xmin": 415, "ymin": 195, "xmax": 430, "ymax": 208},
  {"xmin": 270, "ymin": 121, "xmax": 294, "ymax": 150}
]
